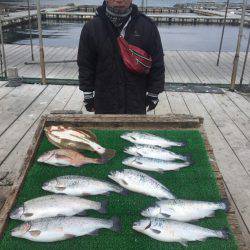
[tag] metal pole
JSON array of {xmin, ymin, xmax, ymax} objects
[
  {"xmin": 0, "ymin": 15, "xmax": 7, "ymax": 78},
  {"xmin": 239, "ymin": 31, "xmax": 250, "ymax": 85},
  {"xmin": 217, "ymin": 0, "xmax": 230, "ymax": 66},
  {"xmin": 0, "ymin": 45, "xmax": 3, "ymax": 77},
  {"xmin": 27, "ymin": 0, "xmax": 34, "ymax": 61},
  {"xmin": 36, "ymin": 0, "xmax": 46, "ymax": 84},
  {"xmin": 230, "ymin": 0, "xmax": 247, "ymax": 91}
]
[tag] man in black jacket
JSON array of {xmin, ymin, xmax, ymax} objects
[{"xmin": 77, "ymin": 0, "xmax": 165, "ymax": 114}]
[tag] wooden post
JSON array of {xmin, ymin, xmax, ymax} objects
[
  {"xmin": 239, "ymin": 31, "xmax": 250, "ymax": 85},
  {"xmin": 217, "ymin": 0, "xmax": 230, "ymax": 66},
  {"xmin": 36, "ymin": 0, "xmax": 46, "ymax": 84},
  {"xmin": 27, "ymin": 0, "xmax": 34, "ymax": 61},
  {"xmin": 0, "ymin": 15, "xmax": 7, "ymax": 78},
  {"xmin": 230, "ymin": 0, "xmax": 247, "ymax": 91}
]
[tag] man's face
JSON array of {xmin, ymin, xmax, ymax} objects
[{"xmin": 106, "ymin": 0, "xmax": 132, "ymax": 10}]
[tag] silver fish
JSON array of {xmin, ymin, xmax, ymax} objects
[
  {"xmin": 122, "ymin": 156, "xmax": 191, "ymax": 172},
  {"xmin": 124, "ymin": 145, "xmax": 189, "ymax": 162},
  {"xmin": 10, "ymin": 195, "xmax": 107, "ymax": 221},
  {"xmin": 141, "ymin": 199, "xmax": 230, "ymax": 222},
  {"xmin": 42, "ymin": 175, "xmax": 127, "ymax": 196},
  {"xmin": 11, "ymin": 216, "xmax": 121, "ymax": 242},
  {"xmin": 121, "ymin": 132, "xmax": 186, "ymax": 148},
  {"xmin": 108, "ymin": 169, "xmax": 175, "ymax": 199},
  {"xmin": 133, "ymin": 218, "xmax": 229, "ymax": 247}
]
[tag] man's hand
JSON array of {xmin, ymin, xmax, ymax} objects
[
  {"xmin": 146, "ymin": 93, "xmax": 159, "ymax": 112},
  {"xmin": 84, "ymin": 92, "xmax": 95, "ymax": 112}
]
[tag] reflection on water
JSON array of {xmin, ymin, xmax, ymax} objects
[{"xmin": 3, "ymin": 20, "xmax": 250, "ymax": 51}]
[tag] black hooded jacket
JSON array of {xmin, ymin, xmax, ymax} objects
[{"xmin": 77, "ymin": 2, "xmax": 165, "ymax": 114}]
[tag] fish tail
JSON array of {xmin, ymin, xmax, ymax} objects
[
  {"xmin": 98, "ymin": 200, "xmax": 108, "ymax": 214},
  {"xmin": 182, "ymin": 154, "xmax": 192, "ymax": 163},
  {"xmin": 176, "ymin": 141, "xmax": 187, "ymax": 147},
  {"xmin": 101, "ymin": 149, "xmax": 116, "ymax": 160},
  {"xmin": 111, "ymin": 216, "xmax": 122, "ymax": 232},
  {"xmin": 119, "ymin": 188, "xmax": 129, "ymax": 196},
  {"xmin": 220, "ymin": 198, "xmax": 230, "ymax": 212},
  {"xmin": 217, "ymin": 228, "xmax": 230, "ymax": 239},
  {"xmin": 91, "ymin": 157, "xmax": 110, "ymax": 165}
]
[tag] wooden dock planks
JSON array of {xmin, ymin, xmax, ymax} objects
[{"xmin": 3, "ymin": 44, "xmax": 250, "ymax": 85}]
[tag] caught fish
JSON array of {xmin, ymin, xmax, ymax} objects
[
  {"xmin": 122, "ymin": 156, "xmax": 191, "ymax": 172},
  {"xmin": 37, "ymin": 149, "xmax": 108, "ymax": 167},
  {"xmin": 133, "ymin": 218, "xmax": 229, "ymax": 246},
  {"xmin": 124, "ymin": 145, "xmax": 189, "ymax": 162},
  {"xmin": 141, "ymin": 199, "xmax": 230, "ymax": 222},
  {"xmin": 10, "ymin": 195, "xmax": 107, "ymax": 221},
  {"xmin": 42, "ymin": 175, "xmax": 128, "ymax": 196},
  {"xmin": 44, "ymin": 125, "xmax": 116, "ymax": 160},
  {"xmin": 11, "ymin": 216, "xmax": 121, "ymax": 242},
  {"xmin": 108, "ymin": 169, "xmax": 175, "ymax": 199},
  {"xmin": 121, "ymin": 132, "xmax": 186, "ymax": 148}
]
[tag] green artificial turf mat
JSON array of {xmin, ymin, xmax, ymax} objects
[{"xmin": 0, "ymin": 129, "xmax": 238, "ymax": 250}]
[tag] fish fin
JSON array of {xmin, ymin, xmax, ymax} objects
[
  {"xmin": 121, "ymin": 179, "xmax": 128, "ymax": 186},
  {"xmin": 23, "ymin": 213, "xmax": 33, "ymax": 217},
  {"xmin": 29, "ymin": 230, "xmax": 41, "ymax": 237},
  {"xmin": 98, "ymin": 200, "xmax": 108, "ymax": 214},
  {"xmin": 144, "ymin": 221, "xmax": 151, "ymax": 230},
  {"xmin": 179, "ymin": 240, "xmax": 188, "ymax": 247},
  {"xmin": 150, "ymin": 229, "xmax": 161, "ymax": 234},
  {"xmin": 64, "ymin": 234, "xmax": 76, "ymax": 239},
  {"xmin": 137, "ymin": 152, "xmax": 143, "ymax": 157},
  {"xmin": 120, "ymin": 189, "xmax": 129, "ymax": 196},
  {"xmin": 76, "ymin": 211, "xmax": 86, "ymax": 216},
  {"xmin": 101, "ymin": 149, "xmax": 116, "ymax": 160},
  {"xmin": 103, "ymin": 192, "xmax": 111, "ymax": 196},
  {"xmin": 56, "ymin": 186, "xmax": 66, "ymax": 191},
  {"xmin": 81, "ymin": 192, "xmax": 91, "ymax": 196},
  {"xmin": 111, "ymin": 216, "xmax": 122, "ymax": 232},
  {"xmin": 221, "ymin": 198, "xmax": 230, "ymax": 212},
  {"xmin": 161, "ymin": 213, "xmax": 171, "ymax": 218},
  {"xmin": 88, "ymin": 229, "xmax": 99, "ymax": 236},
  {"xmin": 157, "ymin": 168, "xmax": 165, "ymax": 173},
  {"xmin": 178, "ymin": 141, "xmax": 187, "ymax": 147}
]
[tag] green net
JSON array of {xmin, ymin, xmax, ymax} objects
[{"xmin": 0, "ymin": 129, "xmax": 238, "ymax": 250}]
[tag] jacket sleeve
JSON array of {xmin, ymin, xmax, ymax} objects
[
  {"xmin": 146, "ymin": 23, "xmax": 165, "ymax": 94},
  {"xmin": 77, "ymin": 23, "xmax": 97, "ymax": 92}
]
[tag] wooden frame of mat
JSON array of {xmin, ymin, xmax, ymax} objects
[{"xmin": 0, "ymin": 114, "xmax": 246, "ymax": 249}]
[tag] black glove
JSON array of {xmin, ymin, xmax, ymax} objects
[
  {"xmin": 83, "ymin": 92, "xmax": 95, "ymax": 112},
  {"xmin": 146, "ymin": 93, "xmax": 159, "ymax": 112}
]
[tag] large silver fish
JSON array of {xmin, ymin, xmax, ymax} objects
[
  {"xmin": 108, "ymin": 169, "xmax": 175, "ymax": 199},
  {"xmin": 141, "ymin": 199, "xmax": 230, "ymax": 222},
  {"xmin": 122, "ymin": 156, "xmax": 191, "ymax": 172},
  {"xmin": 124, "ymin": 145, "xmax": 189, "ymax": 162},
  {"xmin": 11, "ymin": 216, "xmax": 121, "ymax": 242},
  {"xmin": 37, "ymin": 149, "xmax": 108, "ymax": 167},
  {"xmin": 42, "ymin": 175, "xmax": 127, "ymax": 196},
  {"xmin": 133, "ymin": 218, "xmax": 229, "ymax": 247},
  {"xmin": 121, "ymin": 132, "xmax": 186, "ymax": 148},
  {"xmin": 45, "ymin": 125, "xmax": 116, "ymax": 160},
  {"xmin": 10, "ymin": 195, "xmax": 107, "ymax": 221}
]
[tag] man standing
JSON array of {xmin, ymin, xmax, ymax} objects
[{"xmin": 77, "ymin": 0, "xmax": 165, "ymax": 114}]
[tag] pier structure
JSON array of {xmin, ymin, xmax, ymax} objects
[{"xmin": 1, "ymin": 6, "xmax": 250, "ymax": 27}]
